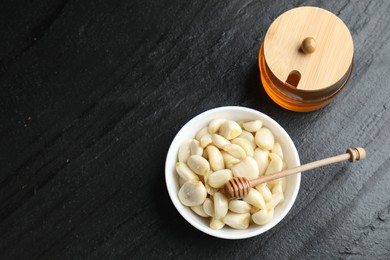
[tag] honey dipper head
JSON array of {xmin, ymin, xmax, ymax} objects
[{"xmin": 224, "ymin": 177, "xmax": 251, "ymax": 199}]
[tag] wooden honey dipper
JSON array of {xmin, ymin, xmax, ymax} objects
[{"xmin": 223, "ymin": 147, "xmax": 366, "ymax": 199}]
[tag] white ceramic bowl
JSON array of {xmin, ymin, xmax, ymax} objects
[{"xmin": 165, "ymin": 106, "xmax": 300, "ymax": 239}]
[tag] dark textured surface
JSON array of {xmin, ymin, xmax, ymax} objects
[{"xmin": 0, "ymin": 0, "xmax": 389, "ymax": 259}]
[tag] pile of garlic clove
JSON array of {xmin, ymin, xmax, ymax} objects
[{"xmin": 176, "ymin": 119, "xmax": 287, "ymax": 230}]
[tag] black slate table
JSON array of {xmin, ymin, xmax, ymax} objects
[{"xmin": 1, "ymin": 0, "xmax": 389, "ymax": 259}]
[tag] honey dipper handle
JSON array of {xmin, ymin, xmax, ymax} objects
[{"xmin": 249, "ymin": 147, "xmax": 366, "ymax": 187}]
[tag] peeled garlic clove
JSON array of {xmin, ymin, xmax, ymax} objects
[
  {"xmin": 191, "ymin": 205, "xmax": 208, "ymax": 217},
  {"xmin": 266, "ymin": 192, "xmax": 284, "ymax": 210},
  {"xmin": 252, "ymin": 208, "xmax": 274, "ymax": 225},
  {"xmin": 190, "ymin": 140, "xmax": 203, "ymax": 156},
  {"xmin": 255, "ymin": 184, "xmax": 273, "ymax": 202},
  {"xmin": 202, "ymin": 198, "xmax": 214, "ymax": 217},
  {"xmin": 195, "ymin": 127, "xmax": 209, "ymax": 141},
  {"xmin": 211, "ymin": 134, "xmax": 231, "ymax": 149},
  {"xmin": 223, "ymin": 144, "xmax": 246, "ymax": 160},
  {"xmin": 200, "ymin": 134, "xmax": 213, "ymax": 148},
  {"xmin": 243, "ymin": 188, "xmax": 266, "ymax": 209},
  {"xmin": 239, "ymin": 130, "xmax": 256, "ymax": 149},
  {"xmin": 178, "ymin": 180, "xmax": 207, "ymax": 206},
  {"xmin": 178, "ymin": 139, "xmax": 192, "ymax": 162},
  {"xmin": 272, "ymin": 183, "xmax": 283, "ymax": 195},
  {"xmin": 208, "ymin": 119, "xmax": 227, "ymax": 134},
  {"xmin": 203, "ymin": 198, "xmax": 215, "ymax": 217},
  {"xmin": 207, "ymin": 145, "xmax": 224, "ymax": 171},
  {"xmin": 265, "ymin": 153, "xmax": 284, "ymax": 188},
  {"xmin": 253, "ymin": 148, "xmax": 270, "ymax": 176},
  {"xmin": 265, "ymin": 153, "xmax": 283, "ymax": 175},
  {"xmin": 243, "ymin": 120, "xmax": 263, "ymax": 132},
  {"xmin": 219, "ymin": 120, "xmax": 242, "ymax": 140},
  {"xmin": 231, "ymin": 156, "xmax": 259, "ymax": 180},
  {"xmin": 221, "ymin": 151, "xmax": 240, "ymax": 168},
  {"xmin": 214, "ymin": 192, "xmax": 228, "ymax": 219},
  {"xmin": 231, "ymin": 137, "xmax": 254, "ymax": 157},
  {"xmin": 272, "ymin": 142, "xmax": 283, "ymax": 160},
  {"xmin": 176, "ymin": 162, "xmax": 199, "ymax": 181},
  {"xmin": 223, "ymin": 212, "xmax": 250, "ymax": 229},
  {"xmin": 255, "ymin": 128, "xmax": 275, "ymax": 151},
  {"xmin": 187, "ymin": 155, "xmax": 210, "ymax": 176},
  {"xmin": 229, "ymin": 200, "xmax": 251, "ymax": 213},
  {"xmin": 210, "ymin": 217, "xmax": 225, "ymax": 230},
  {"xmin": 207, "ymin": 169, "xmax": 232, "ymax": 188}
]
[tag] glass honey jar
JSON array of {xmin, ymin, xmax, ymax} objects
[{"xmin": 259, "ymin": 7, "xmax": 354, "ymax": 112}]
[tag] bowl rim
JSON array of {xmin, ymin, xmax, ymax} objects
[{"xmin": 165, "ymin": 106, "xmax": 301, "ymax": 239}]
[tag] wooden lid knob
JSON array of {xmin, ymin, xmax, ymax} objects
[{"xmin": 301, "ymin": 37, "xmax": 316, "ymax": 53}]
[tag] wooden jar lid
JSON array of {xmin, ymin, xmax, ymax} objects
[{"xmin": 263, "ymin": 6, "xmax": 354, "ymax": 91}]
